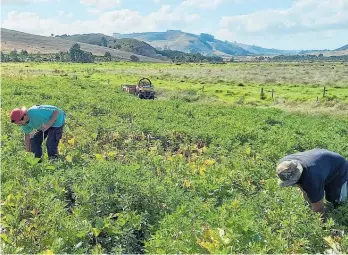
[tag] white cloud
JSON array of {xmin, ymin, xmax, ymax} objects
[
  {"xmin": 180, "ymin": 0, "xmax": 225, "ymax": 9},
  {"xmin": 2, "ymin": 0, "xmax": 54, "ymax": 4},
  {"xmin": 57, "ymin": 11, "xmax": 73, "ymax": 18},
  {"xmin": 87, "ymin": 8, "xmax": 102, "ymax": 15},
  {"xmin": 214, "ymin": 0, "xmax": 348, "ymax": 49},
  {"xmin": 1, "ymin": 6, "xmax": 200, "ymax": 36},
  {"xmin": 179, "ymin": 0, "xmax": 245, "ymax": 9},
  {"xmin": 98, "ymin": 6, "xmax": 200, "ymax": 34},
  {"xmin": 218, "ymin": 0, "xmax": 348, "ymax": 36},
  {"xmin": 147, "ymin": 5, "xmax": 200, "ymax": 25},
  {"xmin": 80, "ymin": 0, "xmax": 121, "ymax": 10},
  {"xmin": 2, "ymin": 11, "xmax": 75, "ymax": 36}
]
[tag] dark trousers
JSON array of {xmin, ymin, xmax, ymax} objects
[{"xmin": 31, "ymin": 126, "xmax": 64, "ymax": 158}]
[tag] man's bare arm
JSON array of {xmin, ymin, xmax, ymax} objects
[
  {"xmin": 298, "ymin": 186, "xmax": 325, "ymax": 215},
  {"xmin": 25, "ymin": 134, "xmax": 31, "ymax": 152},
  {"xmin": 298, "ymin": 186, "xmax": 311, "ymax": 203}
]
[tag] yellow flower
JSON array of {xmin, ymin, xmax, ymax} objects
[
  {"xmin": 68, "ymin": 137, "xmax": 75, "ymax": 146},
  {"xmin": 95, "ymin": 154, "xmax": 104, "ymax": 160},
  {"xmin": 65, "ymin": 155, "xmax": 73, "ymax": 163},
  {"xmin": 199, "ymin": 165, "xmax": 207, "ymax": 175},
  {"xmin": 231, "ymin": 199, "xmax": 240, "ymax": 209},
  {"xmin": 183, "ymin": 179, "xmax": 191, "ymax": 188},
  {"xmin": 58, "ymin": 140, "xmax": 64, "ymax": 154},
  {"xmin": 204, "ymin": 159, "xmax": 215, "ymax": 166},
  {"xmin": 41, "ymin": 250, "xmax": 54, "ymax": 254},
  {"xmin": 245, "ymin": 146, "xmax": 251, "ymax": 156},
  {"xmin": 108, "ymin": 151, "xmax": 116, "ymax": 157}
]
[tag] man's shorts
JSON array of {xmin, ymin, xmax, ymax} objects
[{"xmin": 339, "ymin": 181, "xmax": 348, "ymax": 203}]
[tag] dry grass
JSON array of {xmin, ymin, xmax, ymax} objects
[
  {"xmin": 313, "ymin": 49, "xmax": 348, "ymax": 57},
  {"xmin": 0, "ymin": 28, "xmax": 166, "ymax": 62},
  {"xmin": 109, "ymin": 62, "xmax": 348, "ymax": 87},
  {"xmin": 275, "ymin": 101, "xmax": 348, "ymax": 118},
  {"xmin": 2, "ymin": 62, "xmax": 348, "ymax": 116}
]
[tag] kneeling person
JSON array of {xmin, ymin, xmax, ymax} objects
[
  {"xmin": 10, "ymin": 105, "xmax": 66, "ymax": 159},
  {"xmin": 276, "ymin": 149, "xmax": 348, "ymax": 214}
]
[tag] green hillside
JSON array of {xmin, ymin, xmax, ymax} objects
[
  {"xmin": 56, "ymin": 33, "xmax": 162, "ymax": 58},
  {"xmin": 115, "ymin": 30, "xmax": 300, "ymax": 56},
  {"xmin": 108, "ymin": 38, "xmax": 160, "ymax": 58},
  {"xmin": 56, "ymin": 33, "xmax": 115, "ymax": 46}
]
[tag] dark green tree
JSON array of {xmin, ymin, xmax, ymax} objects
[
  {"xmin": 55, "ymin": 53, "xmax": 60, "ymax": 61},
  {"xmin": 59, "ymin": 51, "xmax": 66, "ymax": 62},
  {"xmin": 69, "ymin": 43, "xmax": 81, "ymax": 62},
  {"xmin": 20, "ymin": 49, "xmax": 28, "ymax": 56},
  {"xmin": 104, "ymin": 51, "xmax": 112, "ymax": 61},
  {"xmin": 10, "ymin": 49, "xmax": 20, "ymax": 62},
  {"xmin": 101, "ymin": 37, "xmax": 108, "ymax": 47},
  {"xmin": 130, "ymin": 55, "xmax": 139, "ymax": 62},
  {"xmin": 68, "ymin": 44, "xmax": 93, "ymax": 63},
  {"xmin": 0, "ymin": 51, "xmax": 7, "ymax": 62}
]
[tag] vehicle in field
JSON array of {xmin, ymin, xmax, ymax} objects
[{"xmin": 121, "ymin": 78, "xmax": 155, "ymax": 99}]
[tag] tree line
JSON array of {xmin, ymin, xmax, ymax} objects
[
  {"xmin": 270, "ymin": 54, "xmax": 348, "ymax": 62},
  {"xmin": 0, "ymin": 43, "xmax": 141, "ymax": 63},
  {"xmin": 1, "ymin": 43, "xmax": 224, "ymax": 63},
  {"xmin": 156, "ymin": 50, "xmax": 224, "ymax": 63},
  {"xmin": 4, "ymin": 43, "xmax": 346, "ymax": 63},
  {"xmin": 1, "ymin": 44, "xmax": 224, "ymax": 63}
]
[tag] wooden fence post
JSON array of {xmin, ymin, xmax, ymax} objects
[{"xmin": 260, "ymin": 88, "xmax": 265, "ymax": 99}]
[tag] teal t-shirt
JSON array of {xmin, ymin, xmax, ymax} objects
[{"xmin": 21, "ymin": 105, "xmax": 66, "ymax": 134}]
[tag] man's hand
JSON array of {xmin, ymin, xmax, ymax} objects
[
  {"xmin": 45, "ymin": 110, "xmax": 59, "ymax": 129},
  {"xmin": 40, "ymin": 110, "xmax": 59, "ymax": 131},
  {"xmin": 40, "ymin": 124, "xmax": 51, "ymax": 132},
  {"xmin": 312, "ymin": 199, "xmax": 325, "ymax": 213},
  {"xmin": 311, "ymin": 199, "xmax": 326, "ymax": 221}
]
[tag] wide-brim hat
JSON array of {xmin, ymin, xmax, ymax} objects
[{"xmin": 276, "ymin": 160, "xmax": 303, "ymax": 187}]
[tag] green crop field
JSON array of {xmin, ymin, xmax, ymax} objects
[{"xmin": 1, "ymin": 62, "xmax": 348, "ymax": 254}]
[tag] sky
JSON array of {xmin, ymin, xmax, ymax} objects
[{"xmin": 1, "ymin": 0, "xmax": 348, "ymax": 50}]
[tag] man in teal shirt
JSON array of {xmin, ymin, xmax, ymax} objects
[{"xmin": 10, "ymin": 105, "xmax": 66, "ymax": 159}]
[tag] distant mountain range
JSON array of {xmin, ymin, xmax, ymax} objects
[
  {"xmin": 114, "ymin": 30, "xmax": 300, "ymax": 56},
  {"xmin": 336, "ymin": 44, "xmax": 348, "ymax": 51},
  {"xmin": 2, "ymin": 28, "xmax": 348, "ymax": 60}
]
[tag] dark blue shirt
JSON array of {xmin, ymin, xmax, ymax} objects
[{"xmin": 279, "ymin": 149, "xmax": 348, "ymax": 203}]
